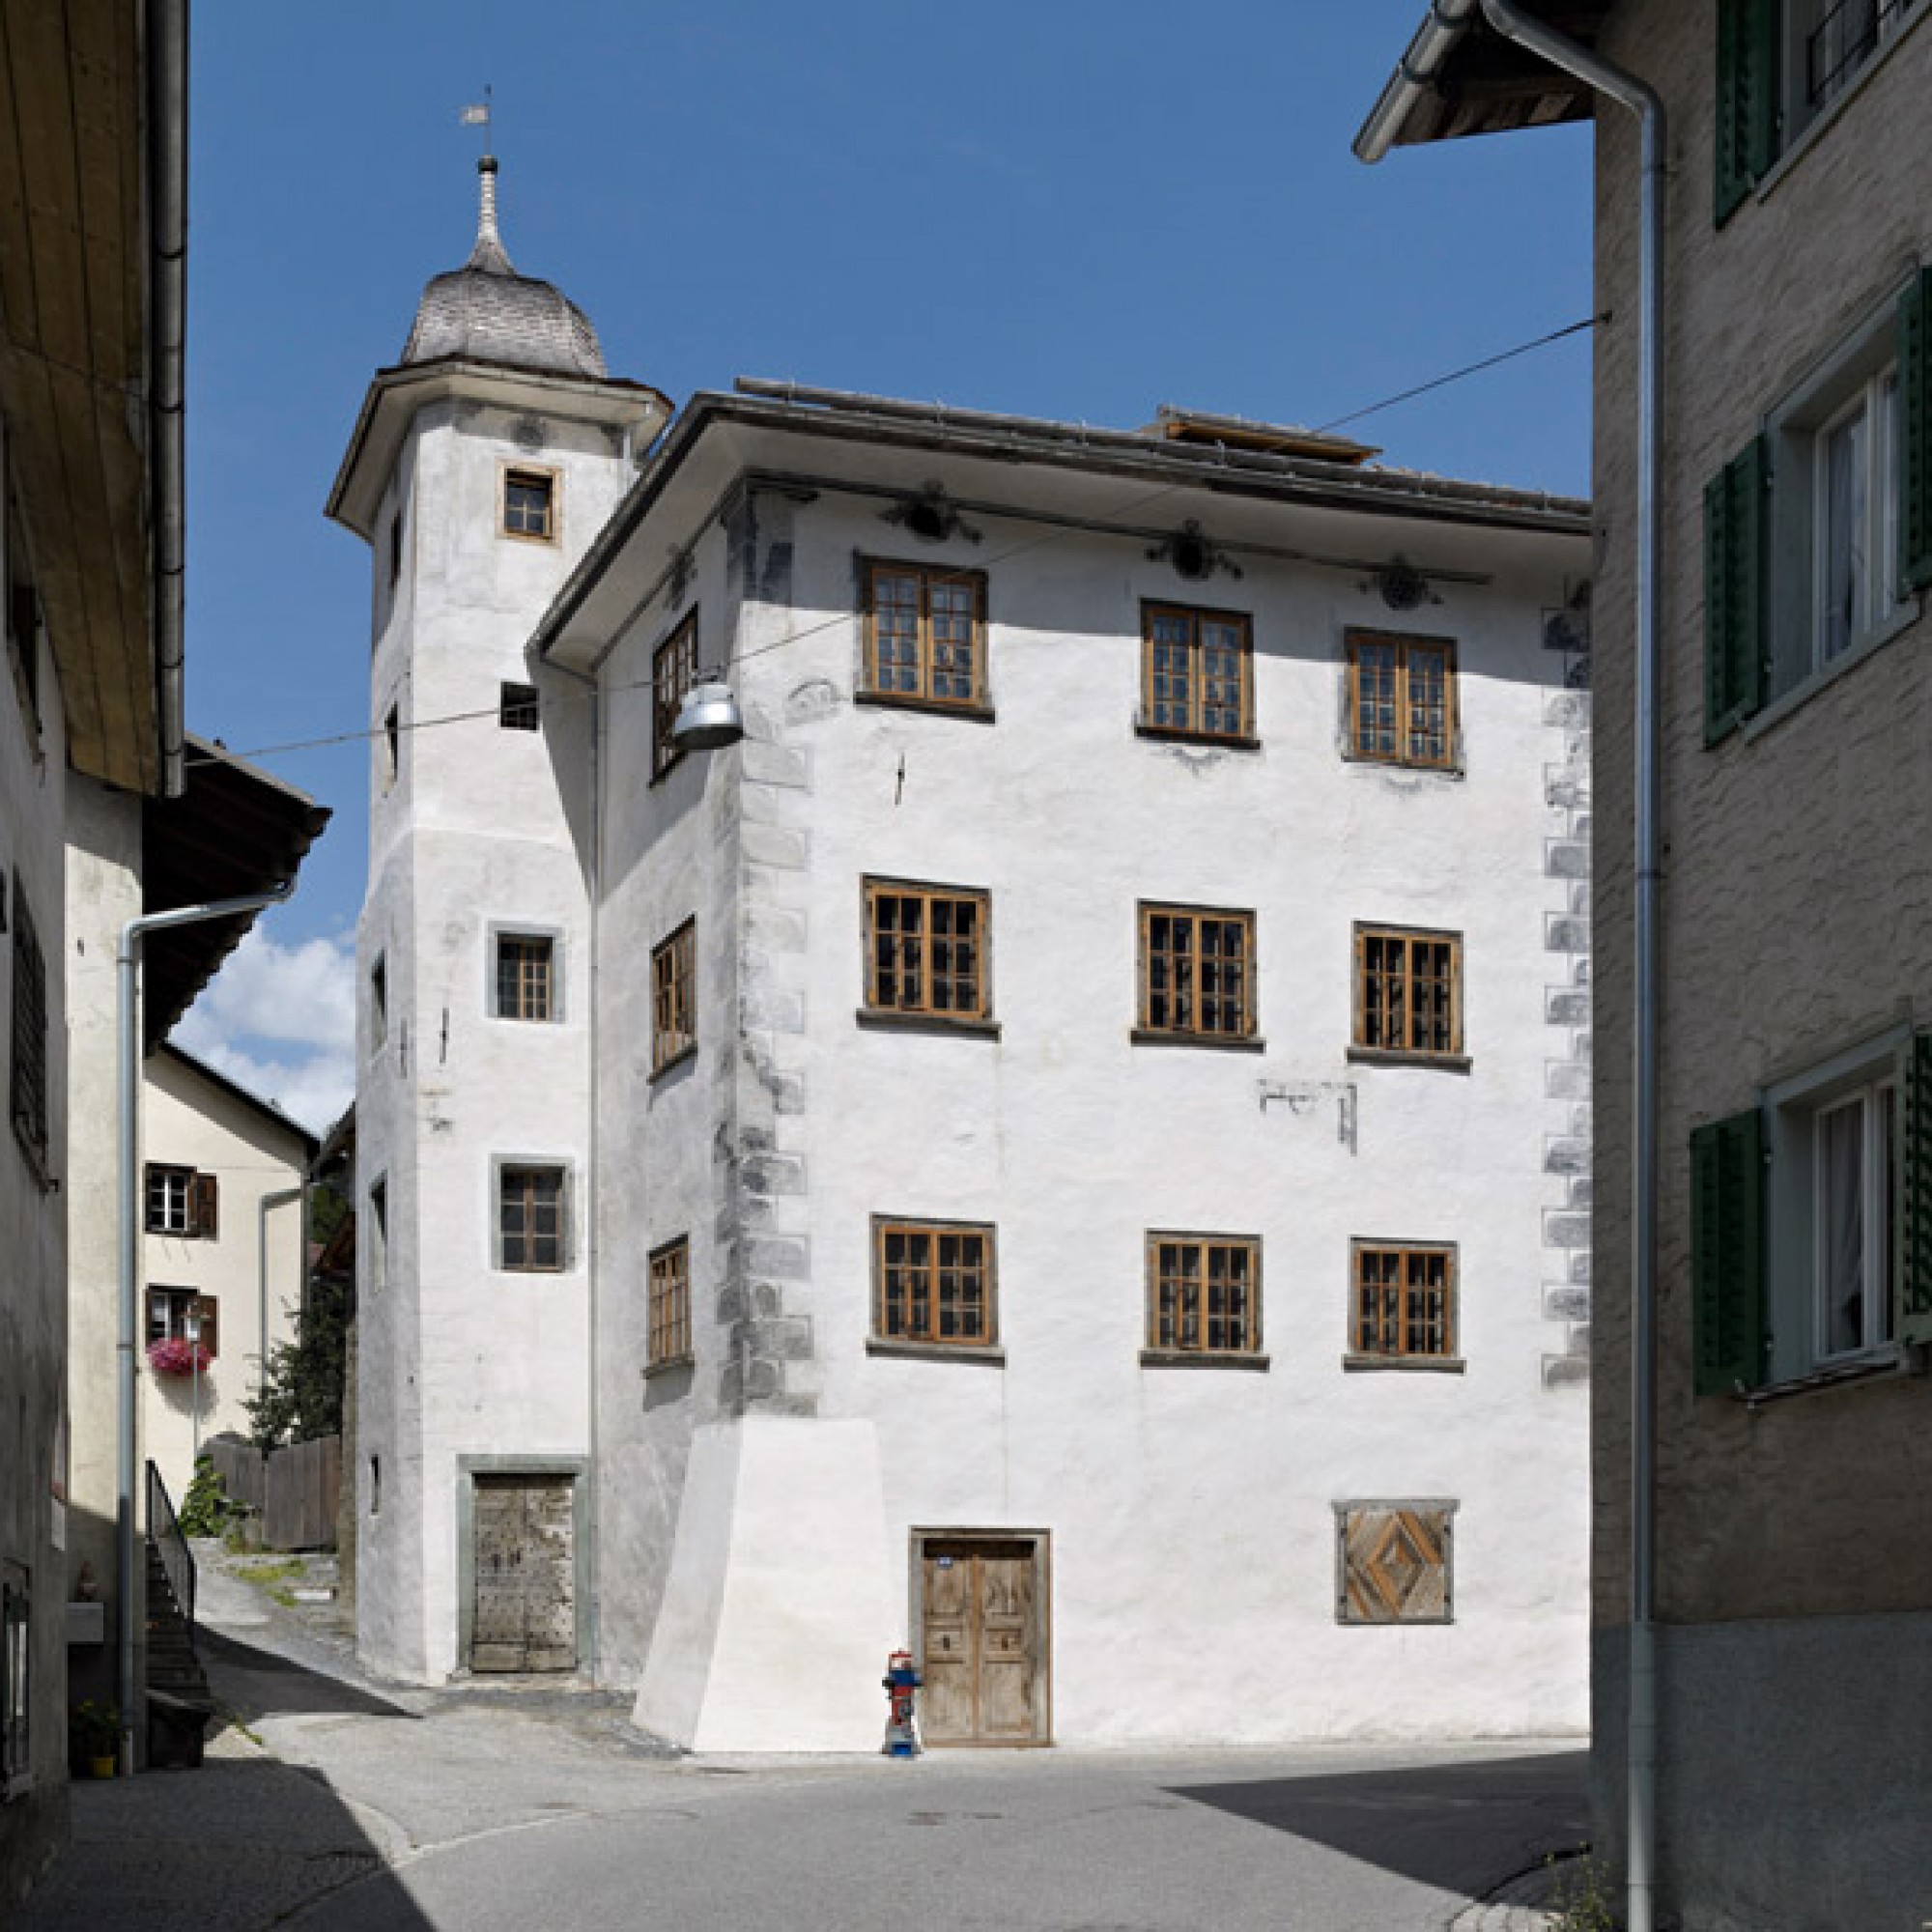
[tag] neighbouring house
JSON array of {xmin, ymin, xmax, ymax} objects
[
  {"xmin": 138, "ymin": 1046, "xmax": 318, "ymax": 1502},
  {"xmin": 327, "ymin": 156, "xmax": 1594, "ymax": 1748},
  {"xmin": 1358, "ymin": 4, "xmax": 1932, "ymax": 1925},
  {"xmin": 64, "ymin": 739, "xmax": 327, "ymax": 1746},
  {"xmin": 0, "ymin": 0, "xmax": 191, "ymax": 1903}
]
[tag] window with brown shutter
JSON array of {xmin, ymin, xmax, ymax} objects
[
  {"xmin": 1345, "ymin": 630, "xmax": 1457, "ymax": 769},
  {"xmin": 651, "ymin": 920, "xmax": 696, "ymax": 1073},
  {"xmin": 499, "ymin": 1166, "xmax": 565, "ymax": 1272},
  {"xmin": 145, "ymin": 1165, "xmax": 218, "ymax": 1239},
  {"xmin": 147, "ymin": 1288, "xmax": 218, "ymax": 1361},
  {"xmin": 652, "ymin": 613, "xmax": 698, "ymax": 779},
  {"xmin": 1141, "ymin": 603, "xmax": 1254, "ymax": 743},
  {"xmin": 1137, "ymin": 903, "xmax": 1258, "ymax": 1044},
  {"xmin": 860, "ymin": 560, "xmax": 988, "ymax": 712},
  {"xmin": 496, "ymin": 934, "xmax": 554, "ymax": 1022},
  {"xmin": 1336, "ymin": 1503, "xmax": 1455, "ymax": 1624},
  {"xmin": 1350, "ymin": 1242, "xmax": 1457, "ymax": 1361},
  {"xmin": 873, "ymin": 1218, "xmax": 995, "ymax": 1347},
  {"xmin": 862, "ymin": 879, "xmax": 990, "ymax": 1024},
  {"xmin": 189, "ymin": 1173, "xmax": 219, "ymax": 1240},
  {"xmin": 1352, "ymin": 924, "xmax": 1463, "ymax": 1064},
  {"xmin": 1146, "ymin": 1235, "xmax": 1262, "ymax": 1357},
  {"xmin": 648, "ymin": 1237, "xmax": 692, "ymax": 1371}
]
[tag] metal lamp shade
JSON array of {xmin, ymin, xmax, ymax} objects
[{"xmin": 671, "ymin": 673, "xmax": 745, "ymax": 753}]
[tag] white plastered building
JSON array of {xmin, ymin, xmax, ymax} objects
[{"xmin": 331, "ymin": 160, "xmax": 1594, "ymax": 1748}]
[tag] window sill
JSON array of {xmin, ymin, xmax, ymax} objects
[
  {"xmin": 854, "ymin": 691, "xmax": 996, "ymax": 724},
  {"xmin": 1736, "ymin": 1346, "xmax": 1918, "ymax": 1410},
  {"xmin": 1130, "ymin": 1028, "xmax": 1266, "ymax": 1054},
  {"xmin": 1134, "ymin": 723, "xmax": 1261, "ymax": 752},
  {"xmin": 866, "ymin": 1337, "xmax": 1006, "ymax": 1366},
  {"xmin": 1342, "ymin": 1352, "xmax": 1465, "ymax": 1374},
  {"xmin": 1739, "ymin": 601, "xmax": 1921, "ymax": 748},
  {"xmin": 1340, "ymin": 749, "xmax": 1463, "ymax": 779},
  {"xmin": 856, "ymin": 1009, "xmax": 1001, "ymax": 1040},
  {"xmin": 1346, "ymin": 1045, "xmax": 1472, "ymax": 1074},
  {"xmin": 1139, "ymin": 1349, "xmax": 1269, "ymax": 1372},
  {"xmin": 649, "ymin": 1043, "xmax": 697, "ymax": 1083},
  {"xmin": 642, "ymin": 1355, "xmax": 694, "ymax": 1382}
]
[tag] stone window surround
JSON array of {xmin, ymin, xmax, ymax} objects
[{"xmin": 487, "ymin": 922, "xmax": 564, "ymax": 1025}]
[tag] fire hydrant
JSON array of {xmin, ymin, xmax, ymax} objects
[{"xmin": 882, "ymin": 1649, "xmax": 922, "ymax": 1757}]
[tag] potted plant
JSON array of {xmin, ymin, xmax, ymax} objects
[
  {"xmin": 146, "ymin": 1336, "xmax": 211, "ymax": 1378},
  {"xmin": 71, "ymin": 1699, "xmax": 121, "ymax": 1778}
]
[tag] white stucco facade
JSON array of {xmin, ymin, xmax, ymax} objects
[
  {"xmin": 137, "ymin": 1047, "xmax": 314, "ymax": 1500},
  {"xmin": 339, "ymin": 244, "xmax": 1594, "ymax": 1739}
]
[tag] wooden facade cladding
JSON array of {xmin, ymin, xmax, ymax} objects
[{"xmin": 1336, "ymin": 1504, "xmax": 1454, "ymax": 1625}]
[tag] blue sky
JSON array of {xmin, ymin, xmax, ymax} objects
[{"xmin": 175, "ymin": 1, "xmax": 1593, "ymax": 1127}]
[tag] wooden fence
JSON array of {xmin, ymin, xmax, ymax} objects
[{"xmin": 206, "ymin": 1433, "xmax": 340, "ymax": 1551}]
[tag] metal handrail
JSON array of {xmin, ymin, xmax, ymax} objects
[{"xmin": 144, "ymin": 1460, "xmax": 196, "ymax": 1650}]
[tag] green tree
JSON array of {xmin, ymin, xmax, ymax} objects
[{"xmin": 245, "ymin": 1182, "xmax": 353, "ymax": 1448}]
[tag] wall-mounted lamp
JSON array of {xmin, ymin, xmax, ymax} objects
[{"xmin": 671, "ymin": 670, "xmax": 746, "ymax": 753}]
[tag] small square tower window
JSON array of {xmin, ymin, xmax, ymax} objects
[
  {"xmin": 496, "ymin": 934, "xmax": 554, "ymax": 1023},
  {"xmin": 499, "ymin": 682, "xmax": 540, "ymax": 731},
  {"xmin": 502, "ymin": 468, "xmax": 556, "ymax": 542}
]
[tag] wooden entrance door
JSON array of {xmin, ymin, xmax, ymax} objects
[
  {"xmin": 919, "ymin": 1538, "xmax": 1047, "ymax": 1746},
  {"xmin": 471, "ymin": 1475, "xmax": 576, "ymax": 1672}
]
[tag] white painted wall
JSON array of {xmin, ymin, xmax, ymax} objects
[
  {"xmin": 590, "ymin": 461, "xmax": 1591, "ymax": 1746},
  {"xmin": 137, "ymin": 1052, "xmax": 310, "ymax": 1500},
  {"xmin": 355, "ymin": 388, "xmax": 632, "ymax": 1683}
]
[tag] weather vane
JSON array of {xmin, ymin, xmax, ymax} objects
[{"xmin": 459, "ymin": 86, "xmax": 494, "ymax": 160}]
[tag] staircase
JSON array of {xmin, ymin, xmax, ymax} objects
[{"xmin": 145, "ymin": 1463, "xmax": 214, "ymax": 1761}]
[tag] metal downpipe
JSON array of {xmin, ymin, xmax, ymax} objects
[
  {"xmin": 117, "ymin": 886, "xmax": 291, "ymax": 1767},
  {"xmin": 1472, "ymin": 7, "xmax": 1666, "ymax": 1928}
]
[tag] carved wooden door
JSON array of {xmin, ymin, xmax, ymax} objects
[
  {"xmin": 919, "ymin": 1539, "xmax": 1045, "ymax": 1745},
  {"xmin": 471, "ymin": 1475, "xmax": 576, "ymax": 1672}
]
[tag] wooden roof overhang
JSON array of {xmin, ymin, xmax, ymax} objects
[
  {"xmin": 140, "ymin": 736, "xmax": 331, "ymax": 1049},
  {"xmin": 0, "ymin": 0, "xmax": 186, "ymax": 793},
  {"xmin": 1354, "ymin": 2, "xmax": 1617, "ymax": 157}
]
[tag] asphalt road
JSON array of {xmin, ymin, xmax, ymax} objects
[{"xmin": 19, "ymin": 1555, "xmax": 1587, "ymax": 1932}]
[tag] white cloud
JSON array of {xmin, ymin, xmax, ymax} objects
[{"xmin": 171, "ymin": 927, "xmax": 355, "ymax": 1133}]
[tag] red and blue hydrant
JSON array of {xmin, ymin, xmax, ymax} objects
[{"xmin": 882, "ymin": 1649, "xmax": 922, "ymax": 1757}]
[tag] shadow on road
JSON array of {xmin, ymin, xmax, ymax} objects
[
  {"xmin": 1168, "ymin": 1748, "xmax": 1589, "ymax": 1898},
  {"xmin": 199, "ymin": 1623, "xmax": 419, "ymax": 1726},
  {"xmin": 16, "ymin": 1753, "xmax": 431, "ymax": 1931}
]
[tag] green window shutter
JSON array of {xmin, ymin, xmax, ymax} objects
[
  {"xmin": 1703, "ymin": 438, "xmax": 1767, "ymax": 743},
  {"xmin": 1899, "ymin": 1032, "xmax": 1932, "ymax": 1348},
  {"xmin": 1715, "ymin": 0, "xmax": 1779, "ymax": 226},
  {"xmin": 1690, "ymin": 1108, "xmax": 1764, "ymax": 1395},
  {"xmin": 1897, "ymin": 269, "xmax": 1932, "ymax": 597}
]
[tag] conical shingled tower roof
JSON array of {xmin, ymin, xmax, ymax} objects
[{"xmin": 400, "ymin": 156, "xmax": 607, "ymax": 379}]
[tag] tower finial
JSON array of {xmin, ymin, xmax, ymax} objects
[{"xmin": 458, "ymin": 90, "xmax": 513, "ymax": 274}]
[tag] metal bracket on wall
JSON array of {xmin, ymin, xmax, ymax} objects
[{"xmin": 1257, "ymin": 1078, "xmax": 1357, "ymax": 1153}]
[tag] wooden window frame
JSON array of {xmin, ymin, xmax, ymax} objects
[
  {"xmin": 370, "ymin": 954, "xmax": 387, "ymax": 1052},
  {"xmin": 1135, "ymin": 902, "xmax": 1260, "ymax": 1047},
  {"xmin": 1, "ymin": 1562, "xmax": 29, "ymax": 1798},
  {"xmin": 1348, "ymin": 1240, "xmax": 1460, "ymax": 1366},
  {"xmin": 1142, "ymin": 1233, "xmax": 1264, "ymax": 1363},
  {"xmin": 652, "ymin": 612, "xmax": 699, "ymax": 780},
  {"xmin": 861, "ymin": 878, "xmax": 993, "ymax": 1029},
  {"xmin": 495, "ymin": 932, "xmax": 555, "ymax": 1024},
  {"xmin": 1335, "ymin": 1501, "xmax": 1456, "ymax": 1626},
  {"xmin": 859, "ymin": 558, "xmax": 990, "ymax": 715},
  {"xmin": 651, "ymin": 919, "xmax": 696, "ymax": 1074},
  {"xmin": 871, "ymin": 1216, "xmax": 998, "ymax": 1350},
  {"xmin": 1344, "ymin": 629, "xmax": 1459, "ymax": 770},
  {"xmin": 647, "ymin": 1236, "xmax": 693, "ymax": 1372},
  {"xmin": 497, "ymin": 1164, "xmax": 567, "ymax": 1273},
  {"xmin": 1139, "ymin": 602, "xmax": 1256, "ymax": 745},
  {"xmin": 1350, "ymin": 923, "xmax": 1465, "ymax": 1065},
  {"xmin": 145, "ymin": 1163, "xmax": 194, "ymax": 1236},
  {"xmin": 147, "ymin": 1286, "xmax": 219, "ymax": 1361},
  {"xmin": 498, "ymin": 681, "xmax": 540, "ymax": 732},
  {"xmin": 499, "ymin": 464, "xmax": 559, "ymax": 545}
]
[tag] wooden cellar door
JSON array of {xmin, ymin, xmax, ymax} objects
[
  {"xmin": 470, "ymin": 1475, "xmax": 577, "ymax": 1672},
  {"xmin": 919, "ymin": 1538, "xmax": 1045, "ymax": 1746}
]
